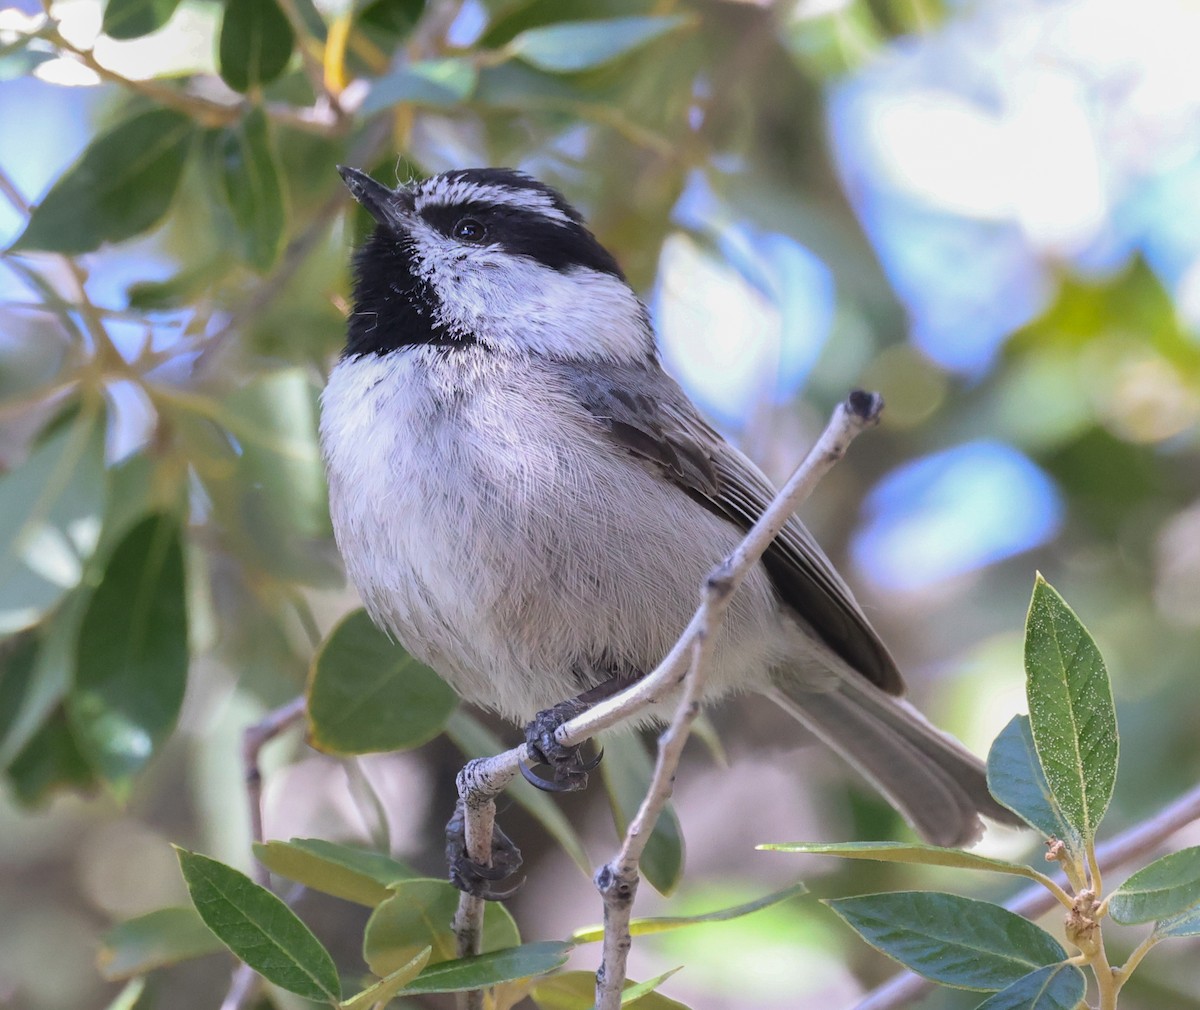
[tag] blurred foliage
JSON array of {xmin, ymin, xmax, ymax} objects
[{"xmin": 2, "ymin": 0, "xmax": 1200, "ymax": 1008}]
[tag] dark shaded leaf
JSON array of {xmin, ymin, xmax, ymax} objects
[
  {"xmin": 1024, "ymin": 575, "xmax": 1118, "ymax": 844},
  {"xmin": 176, "ymin": 848, "xmax": 341, "ymax": 1001},
  {"xmin": 208, "ymin": 107, "xmax": 286, "ymax": 270},
  {"xmin": 98, "ymin": 906, "xmax": 223, "ymax": 980},
  {"xmin": 601, "ymin": 734, "xmax": 684, "ymax": 895},
  {"xmin": 973, "ymin": 963, "xmax": 1086, "ymax": 1010},
  {"xmin": 14, "ymin": 109, "xmax": 194, "ymax": 252},
  {"xmin": 218, "ymin": 0, "xmax": 295, "ymax": 93},
  {"xmin": 397, "ymin": 941, "xmax": 572, "ymax": 994},
  {"xmin": 6, "ymin": 708, "xmax": 97, "ymax": 804},
  {"xmin": 67, "ymin": 513, "xmax": 187, "ymax": 794},
  {"xmin": 825, "ymin": 892, "xmax": 1067, "ymax": 991},
  {"xmin": 307, "ymin": 609, "xmax": 457, "ymax": 755},
  {"xmin": 253, "ymin": 837, "xmax": 414, "ymax": 906},
  {"xmin": 1110, "ymin": 847, "xmax": 1200, "ymax": 925},
  {"xmin": 102, "ymin": 0, "xmax": 184, "ymax": 39}
]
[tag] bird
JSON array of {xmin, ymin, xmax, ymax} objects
[{"xmin": 320, "ymin": 165, "xmax": 1018, "ymax": 896}]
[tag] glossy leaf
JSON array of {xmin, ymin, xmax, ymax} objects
[
  {"xmin": 361, "ymin": 58, "xmax": 478, "ymax": 114},
  {"xmin": 102, "ymin": 0, "xmax": 183, "ymax": 39},
  {"xmin": 396, "ymin": 941, "xmax": 572, "ymax": 995},
  {"xmin": 307, "ymin": 609, "xmax": 457, "ymax": 755},
  {"xmin": 571, "ymin": 881, "xmax": 807, "ymax": 944},
  {"xmin": 444, "ymin": 709, "xmax": 589, "ymax": 873},
  {"xmin": 1109, "ymin": 846, "xmax": 1200, "ymax": 924},
  {"xmin": 760, "ymin": 841, "xmax": 1047, "ymax": 882},
  {"xmin": 14, "ymin": 109, "xmax": 194, "ymax": 253},
  {"xmin": 508, "ymin": 16, "xmax": 689, "ymax": 73},
  {"xmin": 98, "ymin": 906, "xmax": 223, "ymax": 980},
  {"xmin": 0, "ymin": 414, "xmax": 105, "ymax": 634},
  {"xmin": 363, "ymin": 878, "xmax": 519, "ymax": 973},
  {"xmin": 68, "ymin": 513, "xmax": 187, "ymax": 793},
  {"xmin": 532, "ymin": 968, "xmax": 689, "ymax": 1009},
  {"xmin": 218, "ymin": 0, "xmax": 295, "ymax": 93},
  {"xmin": 987, "ymin": 715, "xmax": 1082, "ymax": 857},
  {"xmin": 210, "ymin": 108, "xmax": 286, "ymax": 271},
  {"xmin": 253, "ymin": 837, "xmax": 414, "ymax": 906},
  {"xmin": 973, "ymin": 963, "xmax": 1086, "ymax": 1010},
  {"xmin": 601, "ymin": 734, "xmax": 684, "ymax": 896},
  {"xmin": 176, "ymin": 848, "xmax": 341, "ymax": 1002},
  {"xmin": 824, "ymin": 892, "xmax": 1067, "ymax": 991},
  {"xmin": 340, "ymin": 946, "xmax": 431, "ymax": 1010},
  {"xmin": 1024, "ymin": 575, "xmax": 1118, "ymax": 844}
]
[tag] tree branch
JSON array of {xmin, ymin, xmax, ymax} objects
[{"xmin": 449, "ymin": 391, "xmax": 885, "ymax": 1006}]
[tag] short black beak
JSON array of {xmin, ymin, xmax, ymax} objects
[{"xmin": 337, "ymin": 165, "xmax": 408, "ymax": 226}]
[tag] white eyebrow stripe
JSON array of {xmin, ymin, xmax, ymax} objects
[{"xmin": 413, "ymin": 179, "xmax": 574, "ymax": 224}]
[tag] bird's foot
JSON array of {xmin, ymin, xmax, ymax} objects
[
  {"xmin": 445, "ymin": 802, "xmax": 524, "ymax": 901},
  {"xmin": 519, "ymin": 699, "xmax": 603, "ymax": 793}
]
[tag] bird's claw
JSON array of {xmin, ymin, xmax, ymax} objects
[
  {"xmin": 445, "ymin": 803, "xmax": 524, "ymax": 900},
  {"xmin": 521, "ymin": 702, "xmax": 603, "ymax": 792}
]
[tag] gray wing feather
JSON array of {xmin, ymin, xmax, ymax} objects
[{"xmin": 560, "ymin": 359, "xmax": 903, "ymax": 694}]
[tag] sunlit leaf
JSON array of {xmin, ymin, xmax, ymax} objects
[
  {"xmin": 1109, "ymin": 847, "xmax": 1200, "ymax": 925},
  {"xmin": 363, "ymin": 878, "xmax": 519, "ymax": 974},
  {"xmin": 307, "ymin": 609, "xmax": 457, "ymax": 754},
  {"xmin": 340, "ymin": 945, "xmax": 431, "ymax": 1010},
  {"xmin": 253, "ymin": 837, "xmax": 414, "ymax": 906},
  {"xmin": 824, "ymin": 892, "xmax": 1067, "ymax": 991},
  {"xmin": 0, "ymin": 413, "xmax": 105, "ymax": 634},
  {"xmin": 98, "ymin": 906, "xmax": 223, "ymax": 980},
  {"xmin": 508, "ymin": 16, "xmax": 690, "ymax": 73},
  {"xmin": 209, "ymin": 107, "xmax": 287, "ymax": 271},
  {"xmin": 973, "ymin": 963, "xmax": 1086, "ymax": 1010},
  {"xmin": 67, "ymin": 513, "xmax": 187, "ymax": 794},
  {"xmin": 396, "ymin": 941, "xmax": 572, "ymax": 995},
  {"xmin": 444, "ymin": 709, "xmax": 589, "ymax": 874},
  {"xmin": 532, "ymin": 967, "xmax": 690, "ymax": 1009},
  {"xmin": 571, "ymin": 881, "xmax": 807, "ymax": 944},
  {"xmin": 1024, "ymin": 575, "xmax": 1118, "ymax": 844},
  {"xmin": 218, "ymin": 0, "xmax": 295, "ymax": 93},
  {"xmin": 176, "ymin": 848, "xmax": 341, "ymax": 1002},
  {"xmin": 102, "ymin": 0, "xmax": 183, "ymax": 39},
  {"xmin": 14, "ymin": 109, "xmax": 194, "ymax": 253},
  {"xmin": 361, "ymin": 58, "xmax": 478, "ymax": 114},
  {"xmin": 103, "ymin": 977, "xmax": 147, "ymax": 1010},
  {"xmin": 601, "ymin": 734, "xmax": 684, "ymax": 895},
  {"xmin": 760, "ymin": 840, "xmax": 1049, "ymax": 881}
]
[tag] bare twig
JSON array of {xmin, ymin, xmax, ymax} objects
[
  {"xmin": 241, "ymin": 695, "xmax": 307, "ymax": 888},
  {"xmin": 852, "ymin": 780, "xmax": 1200, "ymax": 1010},
  {"xmin": 449, "ymin": 391, "xmax": 885, "ymax": 1005}
]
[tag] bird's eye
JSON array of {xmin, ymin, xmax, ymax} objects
[{"xmin": 452, "ymin": 218, "xmax": 486, "ymax": 242}]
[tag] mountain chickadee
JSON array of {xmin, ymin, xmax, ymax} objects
[{"xmin": 321, "ymin": 166, "xmax": 1016, "ymax": 894}]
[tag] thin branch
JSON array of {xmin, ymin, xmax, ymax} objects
[
  {"xmin": 241, "ymin": 695, "xmax": 307, "ymax": 888},
  {"xmin": 852, "ymin": 779, "xmax": 1200, "ymax": 1010},
  {"xmin": 449, "ymin": 391, "xmax": 885, "ymax": 1006}
]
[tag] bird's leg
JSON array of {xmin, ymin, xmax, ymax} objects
[
  {"xmin": 445, "ymin": 799, "xmax": 524, "ymax": 900},
  {"xmin": 519, "ymin": 673, "xmax": 637, "ymax": 793}
]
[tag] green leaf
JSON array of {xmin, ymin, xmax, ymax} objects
[
  {"xmin": 176, "ymin": 848, "xmax": 341, "ymax": 1002},
  {"xmin": 210, "ymin": 108, "xmax": 286, "ymax": 271},
  {"xmin": 601, "ymin": 734, "xmax": 684, "ymax": 896},
  {"xmin": 571, "ymin": 881, "xmax": 807, "ymax": 944},
  {"xmin": 6, "ymin": 708, "xmax": 97, "ymax": 804},
  {"xmin": 972, "ymin": 963, "xmax": 1087, "ymax": 1010},
  {"xmin": 103, "ymin": 977, "xmax": 147, "ymax": 1010},
  {"xmin": 824, "ymin": 892, "xmax": 1067, "ymax": 991},
  {"xmin": 218, "ymin": 0, "xmax": 295, "ymax": 93},
  {"xmin": 444, "ymin": 709, "xmax": 589, "ymax": 874},
  {"xmin": 361, "ymin": 59, "xmax": 478, "ymax": 114},
  {"xmin": 13, "ymin": 109, "xmax": 194, "ymax": 253},
  {"xmin": 759, "ymin": 841, "xmax": 1050, "ymax": 883},
  {"xmin": 307, "ymin": 609, "xmax": 457, "ymax": 755},
  {"xmin": 253, "ymin": 837, "xmax": 414, "ymax": 906},
  {"xmin": 0, "ymin": 413, "xmax": 105, "ymax": 634},
  {"xmin": 102, "ymin": 0, "xmax": 183, "ymax": 39},
  {"xmin": 532, "ymin": 968, "xmax": 690, "ymax": 1009},
  {"xmin": 508, "ymin": 16, "xmax": 690, "ymax": 73},
  {"xmin": 67, "ymin": 513, "xmax": 188, "ymax": 793},
  {"xmin": 98, "ymin": 906, "xmax": 224, "ymax": 980},
  {"xmin": 357, "ymin": 0, "xmax": 423, "ymax": 42},
  {"xmin": 397, "ymin": 941, "xmax": 572, "ymax": 994},
  {"xmin": 1155, "ymin": 904, "xmax": 1200, "ymax": 938},
  {"xmin": 340, "ymin": 946, "xmax": 431, "ymax": 1010},
  {"xmin": 987, "ymin": 715, "xmax": 1083, "ymax": 857},
  {"xmin": 363, "ymin": 878, "xmax": 519, "ymax": 973},
  {"xmin": 1023, "ymin": 575, "xmax": 1118, "ymax": 845},
  {"xmin": 1109, "ymin": 846, "xmax": 1200, "ymax": 924}
]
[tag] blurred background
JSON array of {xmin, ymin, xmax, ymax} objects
[{"xmin": 2, "ymin": 0, "xmax": 1199, "ymax": 1007}]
